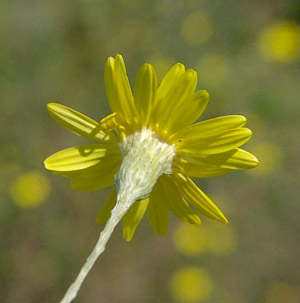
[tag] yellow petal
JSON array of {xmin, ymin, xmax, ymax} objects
[
  {"xmin": 156, "ymin": 63, "xmax": 185, "ymax": 101},
  {"xmin": 173, "ymin": 173, "xmax": 228, "ymax": 224},
  {"xmin": 70, "ymin": 156, "xmax": 120, "ymax": 192},
  {"xmin": 174, "ymin": 115, "xmax": 247, "ymax": 140},
  {"xmin": 47, "ymin": 103, "xmax": 116, "ymax": 142},
  {"xmin": 70, "ymin": 167, "xmax": 117, "ymax": 192},
  {"xmin": 159, "ymin": 176, "xmax": 201, "ymax": 225},
  {"xmin": 174, "ymin": 148, "xmax": 259, "ymax": 177},
  {"xmin": 149, "ymin": 63, "xmax": 185, "ymax": 128},
  {"xmin": 177, "ymin": 128, "xmax": 252, "ymax": 155},
  {"xmin": 52, "ymin": 151, "xmax": 121, "ymax": 192},
  {"xmin": 53, "ymin": 152, "xmax": 121, "ymax": 177},
  {"xmin": 95, "ymin": 189, "xmax": 117, "ymax": 224},
  {"xmin": 147, "ymin": 182, "xmax": 169, "ymax": 236},
  {"xmin": 134, "ymin": 63, "xmax": 158, "ymax": 126},
  {"xmin": 201, "ymin": 148, "xmax": 259, "ymax": 169},
  {"xmin": 167, "ymin": 90, "xmax": 209, "ymax": 137},
  {"xmin": 44, "ymin": 144, "xmax": 120, "ymax": 171},
  {"xmin": 105, "ymin": 54, "xmax": 137, "ymax": 127},
  {"xmin": 154, "ymin": 69, "xmax": 197, "ymax": 133},
  {"xmin": 174, "ymin": 157, "xmax": 233, "ymax": 178},
  {"xmin": 122, "ymin": 198, "xmax": 149, "ymax": 242}
]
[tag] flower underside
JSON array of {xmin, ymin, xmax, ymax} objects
[
  {"xmin": 45, "ymin": 54, "xmax": 259, "ymax": 241},
  {"xmin": 116, "ymin": 128, "xmax": 175, "ymax": 202}
]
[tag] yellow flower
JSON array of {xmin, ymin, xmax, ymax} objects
[
  {"xmin": 259, "ymin": 21, "xmax": 300, "ymax": 63},
  {"xmin": 180, "ymin": 11, "xmax": 213, "ymax": 46},
  {"xmin": 9, "ymin": 171, "xmax": 51, "ymax": 209},
  {"xmin": 173, "ymin": 221, "xmax": 238, "ymax": 256},
  {"xmin": 169, "ymin": 266, "xmax": 213, "ymax": 302},
  {"xmin": 44, "ymin": 54, "xmax": 258, "ymax": 241}
]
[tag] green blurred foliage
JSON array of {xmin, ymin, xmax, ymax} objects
[{"xmin": 1, "ymin": 1, "xmax": 300, "ymax": 303}]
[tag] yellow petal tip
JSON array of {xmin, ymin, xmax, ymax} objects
[
  {"xmin": 144, "ymin": 63, "xmax": 153, "ymax": 70},
  {"xmin": 156, "ymin": 230, "xmax": 168, "ymax": 237},
  {"xmin": 95, "ymin": 215, "xmax": 104, "ymax": 225},
  {"xmin": 115, "ymin": 54, "xmax": 125, "ymax": 66},
  {"xmin": 194, "ymin": 219, "xmax": 202, "ymax": 225},
  {"xmin": 173, "ymin": 62, "xmax": 186, "ymax": 73},
  {"xmin": 47, "ymin": 102, "xmax": 59, "ymax": 111},
  {"xmin": 116, "ymin": 53, "xmax": 123, "ymax": 60},
  {"xmin": 94, "ymin": 218, "xmax": 101, "ymax": 224},
  {"xmin": 123, "ymin": 231, "xmax": 134, "ymax": 242},
  {"xmin": 251, "ymin": 155, "xmax": 260, "ymax": 168},
  {"xmin": 185, "ymin": 68, "xmax": 197, "ymax": 78},
  {"xmin": 219, "ymin": 213, "xmax": 229, "ymax": 224},
  {"xmin": 106, "ymin": 56, "xmax": 115, "ymax": 67},
  {"xmin": 43, "ymin": 157, "xmax": 51, "ymax": 170},
  {"xmin": 202, "ymin": 90, "xmax": 209, "ymax": 99},
  {"xmin": 246, "ymin": 128, "xmax": 253, "ymax": 139},
  {"xmin": 191, "ymin": 215, "xmax": 202, "ymax": 225}
]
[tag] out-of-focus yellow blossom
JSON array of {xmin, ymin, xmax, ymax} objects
[
  {"xmin": 197, "ymin": 54, "xmax": 230, "ymax": 87},
  {"xmin": 248, "ymin": 142, "xmax": 283, "ymax": 175},
  {"xmin": 204, "ymin": 223, "xmax": 238, "ymax": 254},
  {"xmin": 180, "ymin": 11, "xmax": 212, "ymax": 46},
  {"xmin": 173, "ymin": 224, "xmax": 206, "ymax": 255},
  {"xmin": 173, "ymin": 221, "xmax": 238, "ymax": 256},
  {"xmin": 169, "ymin": 266, "xmax": 213, "ymax": 302},
  {"xmin": 259, "ymin": 21, "xmax": 300, "ymax": 63},
  {"xmin": 9, "ymin": 171, "xmax": 50, "ymax": 209},
  {"xmin": 265, "ymin": 282, "xmax": 299, "ymax": 303}
]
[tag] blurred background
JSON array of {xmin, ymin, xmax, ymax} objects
[{"xmin": 1, "ymin": 1, "xmax": 300, "ymax": 303}]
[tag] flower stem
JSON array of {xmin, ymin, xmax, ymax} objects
[{"xmin": 59, "ymin": 197, "xmax": 133, "ymax": 303}]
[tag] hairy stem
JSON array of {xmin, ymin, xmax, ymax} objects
[
  {"xmin": 59, "ymin": 197, "xmax": 133, "ymax": 303},
  {"xmin": 59, "ymin": 129, "xmax": 175, "ymax": 303}
]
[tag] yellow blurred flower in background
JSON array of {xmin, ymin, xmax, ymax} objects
[
  {"xmin": 169, "ymin": 266, "xmax": 213, "ymax": 302},
  {"xmin": 180, "ymin": 11, "xmax": 213, "ymax": 46},
  {"xmin": 9, "ymin": 171, "xmax": 51, "ymax": 209},
  {"xmin": 173, "ymin": 223, "xmax": 206, "ymax": 256},
  {"xmin": 197, "ymin": 54, "xmax": 230, "ymax": 87},
  {"xmin": 264, "ymin": 282, "xmax": 299, "ymax": 303},
  {"xmin": 173, "ymin": 221, "xmax": 238, "ymax": 257},
  {"xmin": 259, "ymin": 21, "xmax": 300, "ymax": 63}
]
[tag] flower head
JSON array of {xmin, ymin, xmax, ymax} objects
[{"xmin": 45, "ymin": 54, "xmax": 258, "ymax": 241}]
